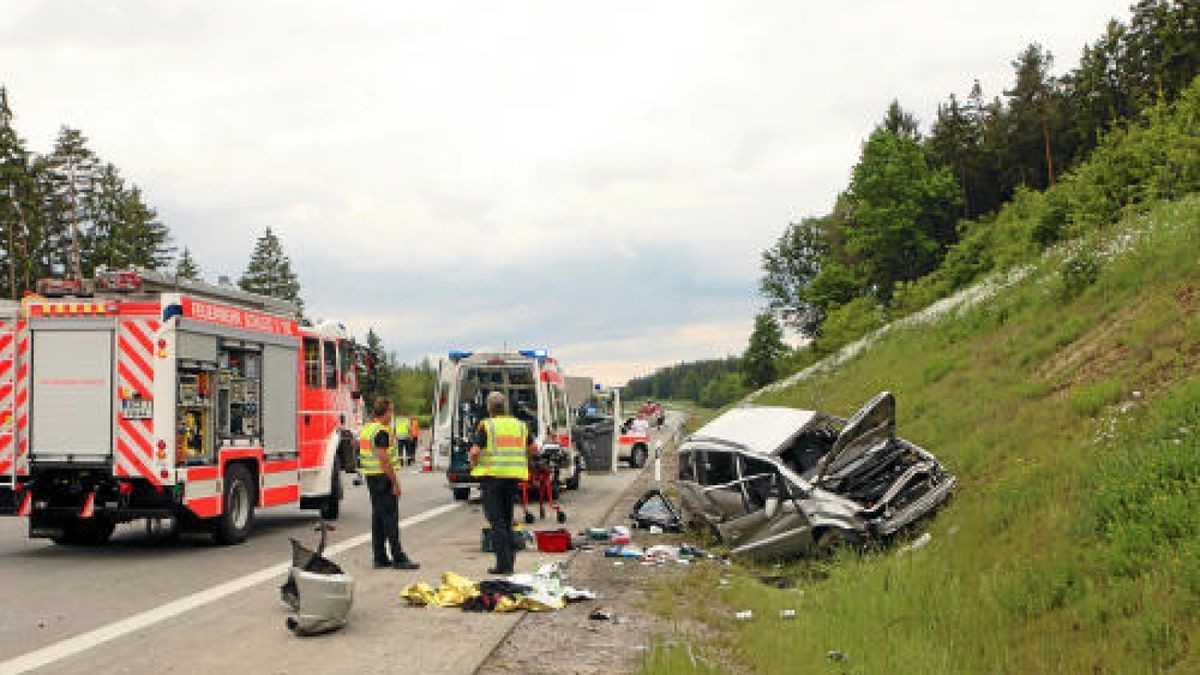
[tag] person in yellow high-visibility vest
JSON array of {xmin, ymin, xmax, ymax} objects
[
  {"xmin": 393, "ymin": 415, "xmax": 413, "ymax": 466},
  {"xmin": 469, "ymin": 391, "xmax": 537, "ymax": 575},
  {"xmin": 360, "ymin": 397, "xmax": 419, "ymax": 570}
]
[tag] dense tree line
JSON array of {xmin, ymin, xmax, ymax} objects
[
  {"xmin": 625, "ymin": 356, "xmax": 747, "ymax": 408},
  {"xmin": 0, "ymin": 85, "xmax": 427, "ymax": 415},
  {"xmin": 355, "ymin": 326, "xmax": 436, "ymax": 418},
  {"xmin": 0, "ymin": 90, "xmax": 171, "ymax": 298},
  {"xmin": 761, "ymin": 0, "xmax": 1199, "ymax": 338},
  {"xmin": 638, "ymin": 1, "xmax": 1197, "ymax": 408}
]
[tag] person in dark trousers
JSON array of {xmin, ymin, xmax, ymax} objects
[
  {"xmin": 470, "ymin": 391, "xmax": 536, "ymax": 575},
  {"xmin": 359, "ymin": 397, "xmax": 419, "ymax": 570}
]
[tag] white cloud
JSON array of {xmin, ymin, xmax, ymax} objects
[{"xmin": 0, "ymin": 0, "xmax": 1132, "ymax": 383}]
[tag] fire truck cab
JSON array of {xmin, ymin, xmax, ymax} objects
[
  {"xmin": 432, "ymin": 349, "xmax": 584, "ymax": 501},
  {"xmin": 0, "ymin": 268, "xmax": 362, "ymax": 545}
]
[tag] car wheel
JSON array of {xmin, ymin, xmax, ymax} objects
[
  {"xmin": 214, "ymin": 464, "xmax": 256, "ymax": 545},
  {"xmin": 319, "ymin": 457, "xmax": 343, "ymax": 520},
  {"xmin": 452, "ymin": 487, "xmax": 470, "ymax": 501},
  {"xmin": 813, "ymin": 528, "xmax": 860, "ymax": 558}
]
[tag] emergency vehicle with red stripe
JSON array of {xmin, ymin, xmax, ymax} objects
[
  {"xmin": 433, "ymin": 349, "xmax": 584, "ymax": 501},
  {"xmin": 0, "ymin": 268, "xmax": 363, "ymax": 545}
]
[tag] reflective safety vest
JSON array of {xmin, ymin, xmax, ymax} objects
[
  {"xmin": 359, "ymin": 421, "xmax": 399, "ymax": 475},
  {"xmin": 394, "ymin": 417, "xmax": 411, "ymax": 439},
  {"xmin": 470, "ymin": 416, "xmax": 530, "ymax": 481}
]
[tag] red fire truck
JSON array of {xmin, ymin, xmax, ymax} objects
[{"xmin": 0, "ymin": 268, "xmax": 363, "ymax": 545}]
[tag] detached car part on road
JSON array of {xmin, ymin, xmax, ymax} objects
[{"xmin": 676, "ymin": 392, "xmax": 955, "ymax": 559}]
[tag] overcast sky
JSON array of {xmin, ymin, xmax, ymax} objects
[{"xmin": 1, "ymin": 0, "xmax": 1132, "ymax": 384}]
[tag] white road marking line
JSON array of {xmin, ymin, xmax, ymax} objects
[{"xmin": 0, "ymin": 501, "xmax": 460, "ymax": 675}]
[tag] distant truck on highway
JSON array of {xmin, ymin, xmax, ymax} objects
[{"xmin": 432, "ymin": 349, "xmax": 584, "ymax": 500}]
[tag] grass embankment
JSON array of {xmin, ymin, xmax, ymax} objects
[{"xmin": 644, "ymin": 195, "xmax": 1200, "ymax": 673}]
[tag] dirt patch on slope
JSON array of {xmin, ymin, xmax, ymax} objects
[{"xmin": 1037, "ymin": 305, "xmax": 1136, "ymax": 393}]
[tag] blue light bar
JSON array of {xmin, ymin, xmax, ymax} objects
[
  {"xmin": 448, "ymin": 350, "xmax": 473, "ymax": 361},
  {"xmin": 518, "ymin": 348, "xmax": 548, "ymax": 359}
]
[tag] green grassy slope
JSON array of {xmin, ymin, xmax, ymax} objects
[{"xmin": 648, "ymin": 195, "xmax": 1200, "ymax": 673}]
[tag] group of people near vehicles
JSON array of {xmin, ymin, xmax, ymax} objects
[
  {"xmin": 360, "ymin": 394, "xmax": 665, "ymax": 575},
  {"xmin": 359, "ymin": 392, "xmax": 536, "ymax": 575}
]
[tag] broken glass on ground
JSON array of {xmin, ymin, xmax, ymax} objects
[{"xmin": 628, "ymin": 488, "xmax": 684, "ymax": 532}]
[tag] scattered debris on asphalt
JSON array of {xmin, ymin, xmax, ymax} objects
[
  {"xmin": 280, "ymin": 523, "xmax": 354, "ymax": 637},
  {"xmin": 400, "ymin": 563, "xmax": 596, "ymax": 613}
]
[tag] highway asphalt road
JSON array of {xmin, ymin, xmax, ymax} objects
[{"xmin": 0, "ymin": 419, "xmax": 680, "ymax": 674}]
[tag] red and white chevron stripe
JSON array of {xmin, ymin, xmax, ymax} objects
[
  {"xmin": 0, "ymin": 320, "xmax": 27, "ymax": 479},
  {"xmin": 115, "ymin": 318, "xmax": 161, "ymax": 486}
]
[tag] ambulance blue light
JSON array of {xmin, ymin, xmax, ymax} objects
[
  {"xmin": 519, "ymin": 348, "xmax": 548, "ymax": 359},
  {"xmin": 448, "ymin": 350, "xmax": 473, "ymax": 361}
]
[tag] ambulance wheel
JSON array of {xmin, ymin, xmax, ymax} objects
[
  {"xmin": 452, "ymin": 487, "xmax": 470, "ymax": 501},
  {"xmin": 630, "ymin": 444, "xmax": 648, "ymax": 468},
  {"xmin": 565, "ymin": 459, "xmax": 583, "ymax": 491},
  {"xmin": 320, "ymin": 457, "xmax": 343, "ymax": 520},
  {"xmin": 214, "ymin": 464, "xmax": 256, "ymax": 545},
  {"xmin": 53, "ymin": 518, "xmax": 116, "ymax": 545}
]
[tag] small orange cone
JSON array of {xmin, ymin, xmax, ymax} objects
[{"xmin": 421, "ymin": 450, "xmax": 433, "ymax": 473}]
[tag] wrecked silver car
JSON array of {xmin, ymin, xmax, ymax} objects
[{"xmin": 676, "ymin": 392, "xmax": 955, "ymax": 559}]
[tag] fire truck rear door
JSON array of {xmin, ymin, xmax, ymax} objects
[{"xmin": 30, "ymin": 328, "xmax": 114, "ymax": 463}]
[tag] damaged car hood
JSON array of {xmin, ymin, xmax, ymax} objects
[{"xmin": 816, "ymin": 391, "xmax": 896, "ymax": 484}]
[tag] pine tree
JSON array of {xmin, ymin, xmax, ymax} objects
[
  {"xmin": 360, "ymin": 328, "xmax": 394, "ymax": 406},
  {"xmin": 175, "ymin": 247, "xmax": 201, "ymax": 281},
  {"xmin": 116, "ymin": 182, "xmax": 171, "ymax": 269},
  {"xmin": 1005, "ymin": 44, "xmax": 1063, "ymax": 190},
  {"xmin": 881, "ymin": 100, "xmax": 922, "ymax": 141},
  {"xmin": 238, "ymin": 227, "xmax": 303, "ymax": 316},
  {"xmin": 38, "ymin": 126, "xmax": 100, "ymax": 280},
  {"xmin": 0, "ymin": 86, "xmax": 40, "ymax": 298},
  {"xmin": 742, "ymin": 313, "xmax": 789, "ymax": 388},
  {"xmin": 82, "ymin": 164, "xmax": 171, "ymax": 274}
]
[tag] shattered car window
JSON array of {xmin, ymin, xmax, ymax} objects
[
  {"xmin": 697, "ymin": 451, "xmax": 736, "ymax": 486},
  {"xmin": 779, "ymin": 426, "xmax": 839, "ymax": 476},
  {"xmin": 698, "ymin": 450, "xmax": 747, "ymax": 519},
  {"xmin": 740, "ymin": 456, "xmax": 778, "ymax": 510},
  {"xmin": 678, "ymin": 450, "xmax": 695, "ymax": 482}
]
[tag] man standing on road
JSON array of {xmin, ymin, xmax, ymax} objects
[
  {"xmin": 470, "ymin": 391, "xmax": 536, "ymax": 575},
  {"xmin": 360, "ymin": 397, "xmax": 419, "ymax": 570},
  {"xmin": 394, "ymin": 414, "xmax": 413, "ymax": 467}
]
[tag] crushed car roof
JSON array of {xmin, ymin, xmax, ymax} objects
[{"xmin": 686, "ymin": 406, "xmax": 817, "ymax": 456}]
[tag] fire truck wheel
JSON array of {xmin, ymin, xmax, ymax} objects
[
  {"xmin": 320, "ymin": 457, "xmax": 343, "ymax": 520},
  {"xmin": 214, "ymin": 464, "xmax": 256, "ymax": 545},
  {"xmin": 53, "ymin": 518, "xmax": 116, "ymax": 546},
  {"xmin": 452, "ymin": 487, "xmax": 470, "ymax": 501}
]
